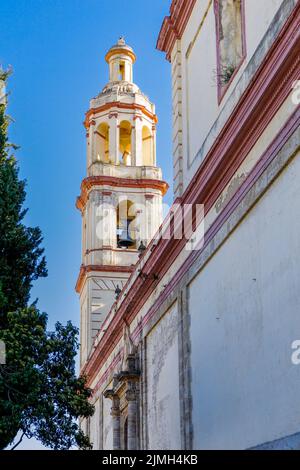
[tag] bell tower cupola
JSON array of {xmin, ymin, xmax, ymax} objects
[
  {"xmin": 106, "ymin": 37, "xmax": 135, "ymax": 83},
  {"xmin": 76, "ymin": 39, "xmax": 168, "ymax": 366},
  {"xmin": 83, "ymin": 38, "xmax": 159, "ymax": 169}
]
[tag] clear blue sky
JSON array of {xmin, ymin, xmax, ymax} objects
[{"xmin": 1, "ymin": 0, "xmax": 172, "ymax": 449}]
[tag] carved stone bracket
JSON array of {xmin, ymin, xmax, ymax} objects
[
  {"xmin": 103, "ymin": 324, "xmax": 141, "ymax": 450},
  {"xmin": 103, "ymin": 350, "xmax": 140, "ymax": 450}
]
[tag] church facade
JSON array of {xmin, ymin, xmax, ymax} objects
[{"xmin": 77, "ymin": 0, "xmax": 300, "ymax": 450}]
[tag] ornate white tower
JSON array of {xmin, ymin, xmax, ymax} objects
[{"xmin": 76, "ymin": 38, "xmax": 168, "ymax": 366}]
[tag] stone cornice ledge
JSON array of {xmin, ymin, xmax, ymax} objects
[
  {"xmin": 76, "ymin": 176, "xmax": 169, "ymax": 213},
  {"xmin": 76, "ymin": 264, "xmax": 134, "ymax": 294},
  {"xmin": 156, "ymin": 0, "xmax": 197, "ymax": 61}
]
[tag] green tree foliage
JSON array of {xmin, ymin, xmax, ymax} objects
[{"xmin": 0, "ymin": 70, "xmax": 94, "ymax": 450}]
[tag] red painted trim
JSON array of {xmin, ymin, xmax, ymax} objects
[
  {"xmin": 82, "ymin": 3, "xmax": 300, "ymax": 385},
  {"xmin": 86, "ymin": 247, "xmax": 138, "ymax": 254},
  {"xmin": 132, "ymin": 107, "xmax": 300, "ymax": 342},
  {"xmin": 85, "ymin": 106, "xmax": 300, "ymax": 389},
  {"xmin": 84, "ymin": 102, "xmax": 158, "ymax": 129},
  {"xmin": 105, "ymin": 47, "xmax": 136, "ymax": 64},
  {"xmin": 214, "ymin": 0, "xmax": 247, "ymax": 104},
  {"xmin": 89, "ymin": 350, "xmax": 123, "ymax": 396},
  {"xmin": 156, "ymin": 0, "xmax": 197, "ymax": 61},
  {"xmin": 76, "ymin": 264, "xmax": 134, "ymax": 294},
  {"xmin": 76, "ymin": 176, "xmax": 169, "ymax": 213}
]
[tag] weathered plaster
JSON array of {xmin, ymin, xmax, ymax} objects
[{"xmin": 146, "ymin": 303, "xmax": 181, "ymax": 449}]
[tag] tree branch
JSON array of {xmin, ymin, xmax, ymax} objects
[{"xmin": 11, "ymin": 432, "xmax": 25, "ymax": 450}]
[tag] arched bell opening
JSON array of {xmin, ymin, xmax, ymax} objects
[
  {"xmin": 142, "ymin": 125, "xmax": 153, "ymax": 166},
  {"xmin": 95, "ymin": 122, "xmax": 110, "ymax": 163},
  {"xmin": 116, "ymin": 199, "xmax": 137, "ymax": 249},
  {"xmin": 119, "ymin": 120, "xmax": 132, "ymax": 166}
]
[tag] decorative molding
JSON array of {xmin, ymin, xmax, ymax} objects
[
  {"xmin": 85, "ymin": 247, "xmax": 138, "ymax": 255},
  {"xmin": 92, "ymin": 351, "xmax": 123, "ymax": 396},
  {"xmin": 76, "ymin": 264, "xmax": 134, "ymax": 294},
  {"xmin": 84, "ymin": 103, "xmax": 158, "ymax": 129},
  {"xmin": 185, "ymin": 0, "xmax": 213, "ymax": 59},
  {"xmin": 76, "ymin": 176, "xmax": 169, "ymax": 213},
  {"xmin": 172, "ymin": 41, "xmax": 184, "ymax": 197},
  {"xmin": 105, "ymin": 47, "xmax": 136, "ymax": 64},
  {"xmin": 156, "ymin": 0, "xmax": 197, "ymax": 61},
  {"xmin": 81, "ymin": 2, "xmax": 300, "ymax": 384}
]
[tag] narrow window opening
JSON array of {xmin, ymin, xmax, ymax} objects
[{"xmin": 119, "ymin": 61, "xmax": 125, "ymax": 81}]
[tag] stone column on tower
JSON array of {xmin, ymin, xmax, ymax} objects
[{"xmin": 109, "ymin": 115, "xmax": 119, "ymax": 165}]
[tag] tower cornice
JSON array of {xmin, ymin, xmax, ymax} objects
[
  {"xmin": 76, "ymin": 264, "xmax": 135, "ymax": 294},
  {"xmin": 83, "ymin": 102, "xmax": 158, "ymax": 129},
  {"xmin": 76, "ymin": 175, "xmax": 169, "ymax": 213},
  {"xmin": 105, "ymin": 47, "xmax": 136, "ymax": 64}
]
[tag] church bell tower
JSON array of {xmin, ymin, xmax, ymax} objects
[{"xmin": 76, "ymin": 38, "xmax": 168, "ymax": 366}]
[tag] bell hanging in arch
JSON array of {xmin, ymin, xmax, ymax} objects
[{"xmin": 117, "ymin": 219, "xmax": 135, "ymax": 249}]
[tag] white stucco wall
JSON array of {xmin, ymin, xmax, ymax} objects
[
  {"xmin": 181, "ymin": 1, "xmax": 217, "ymax": 170},
  {"xmin": 189, "ymin": 151, "xmax": 300, "ymax": 449},
  {"xmin": 177, "ymin": 0, "xmax": 287, "ymax": 192},
  {"xmin": 146, "ymin": 303, "xmax": 181, "ymax": 449},
  {"xmin": 245, "ymin": 0, "xmax": 284, "ymax": 61}
]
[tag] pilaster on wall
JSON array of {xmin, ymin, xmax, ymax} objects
[
  {"xmin": 139, "ymin": 338, "xmax": 148, "ymax": 449},
  {"xmin": 178, "ymin": 286, "xmax": 193, "ymax": 450},
  {"xmin": 171, "ymin": 40, "xmax": 184, "ymax": 198}
]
